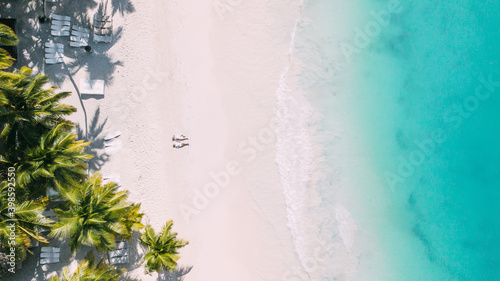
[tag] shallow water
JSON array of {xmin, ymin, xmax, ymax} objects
[{"xmin": 277, "ymin": 0, "xmax": 500, "ymax": 280}]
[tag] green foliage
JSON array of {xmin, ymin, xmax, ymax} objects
[
  {"xmin": 49, "ymin": 173, "xmax": 143, "ymax": 253},
  {"xmin": 0, "ymin": 48, "xmax": 14, "ymax": 70},
  {"xmin": 0, "ymin": 62, "xmax": 82, "ymax": 266},
  {"xmin": 140, "ymin": 220, "xmax": 188, "ymax": 274},
  {"xmin": 0, "ymin": 24, "xmax": 18, "ymax": 70},
  {"xmin": 4, "ymin": 124, "xmax": 93, "ymax": 197},
  {"xmin": 0, "ymin": 67, "xmax": 76, "ymax": 153},
  {"xmin": 0, "ymin": 66, "xmax": 82, "ymax": 198},
  {"xmin": 48, "ymin": 251, "xmax": 125, "ymax": 281},
  {"xmin": 0, "ymin": 182, "xmax": 54, "ymax": 243},
  {"xmin": 0, "ymin": 24, "xmax": 18, "ymax": 46},
  {"xmin": 0, "ymin": 181, "xmax": 54, "ymax": 266},
  {"xmin": 122, "ymin": 203, "xmax": 144, "ymax": 236}
]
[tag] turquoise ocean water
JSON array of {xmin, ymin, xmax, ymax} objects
[{"xmin": 279, "ymin": 0, "xmax": 500, "ymax": 280}]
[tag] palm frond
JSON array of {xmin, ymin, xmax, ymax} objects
[
  {"xmin": 140, "ymin": 221, "xmax": 188, "ymax": 274},
  {"xmin": 0, "ymin": 24, "xmax": 18, "ymax": 46},
  {"xmin": 49, "ymin": 173, "xmax": 143, "ymax": 254}
]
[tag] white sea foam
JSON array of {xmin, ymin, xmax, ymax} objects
[
  {"xmin": 273, "ymin": 0, "xmax": 368, "ymax": 279},
  {"xmin": 274, "ymin": 7, "xmax": 322, "ymax": 277},
  {"xmin": 335, "ymin": 205, "xmax": 358, "ymax": 253}
]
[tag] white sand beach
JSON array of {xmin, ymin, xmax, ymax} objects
[
  {"xmin": 128, "ymin": 1, "xmax": 305, "ymax": 279},
  {"xmin": 2, "ymin": 0, "xmax": 308, "ymax": 280}
]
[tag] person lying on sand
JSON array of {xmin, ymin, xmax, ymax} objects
[
  {"xmin": 173, "ymin": 142, "xmax": 189, "ymax": 149},
  {"xmin": 172, "ymin": 134, "xmax": 189, "ymax": 141}
]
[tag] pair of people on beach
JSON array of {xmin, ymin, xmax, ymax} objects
[{"xmin": 173, "ymin": 134, "xmax": 189, "ymax": 148}]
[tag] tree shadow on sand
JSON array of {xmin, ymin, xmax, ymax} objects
[
  {"xmin": 109, "ymin": 231, "xmax": 145, "ymax": 280},
  {"xmin": 62, "ymin": 1, "xmax": 124, "ymax": 85},
  {"xmin": 0, "ymin": 0, "xmax": 127, "ymax": 88},
  {"xmin": 111, "ymin": 0, "xmax": 135, "ymax": 16},
  {"xmin": 64, "ymin": 38, "xmax": 123, "ymax": 86},
  {"xmin": 0, "ymin": 0, "xmax": 99, "ymax": 71},
  {"xmin": 76, "ymin": 107, "xmax": 110, "ymax": 172},
  {"xmin": 157, "ymin": 266, "xmax": 193, "ymax": 281},
  {"xmin": 0, "ymin": 0, "xmax": 48, "ymax": 72}
]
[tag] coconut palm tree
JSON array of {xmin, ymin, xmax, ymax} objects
[
  {"xmin": 2, "ymin": 124, "xmax": 92, "ymax": 198},
  {"xmin": 0, "ymin": 181, "xmax": 54, "ymax": 243},
  {"xmin": 0, "ymin": 23, "xmax": 18, "ymax": 70},
  {"xmin": 0, "ymin": 181, "xmax": 54, "ymax": 264},
  {"xmin": 48, "ymin": 251, "xmax": 125, "ymax": 281},
  {"xmin": 49, "ymin": 173, "xmax": 143, "ymax": 253},
  {"xmin": 140, "ymin": 220, "xmax": 188, "ymax": 274},
  {"xmin": 0, "ymin": 67, "xmax": 76, "ymax": 152}
]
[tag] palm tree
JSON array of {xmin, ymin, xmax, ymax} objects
[
  {"xmin": 49, "ymin": 173, "xmax": 143, "ymax": 253},
  {"xmin": 0, "ymin": 23, "xmax": 18, "ymax": 70},
  {"xmin": 0, "ymin": 67, "xmax": 76, "ymax": 152},
  {"xmin": 140, "ymin": 220, "xmax": 188, "ymax": 274},
  {"xmin": 0, "ymin": 182, "xmax": 54, "ymax": 264},
  {"xmin": 3, "ymin": 124, "xmax": 92, "ymax": 198},
  {"xmin": 48, "ymin": 251, "xmax": 125, "ymax": 281}
]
